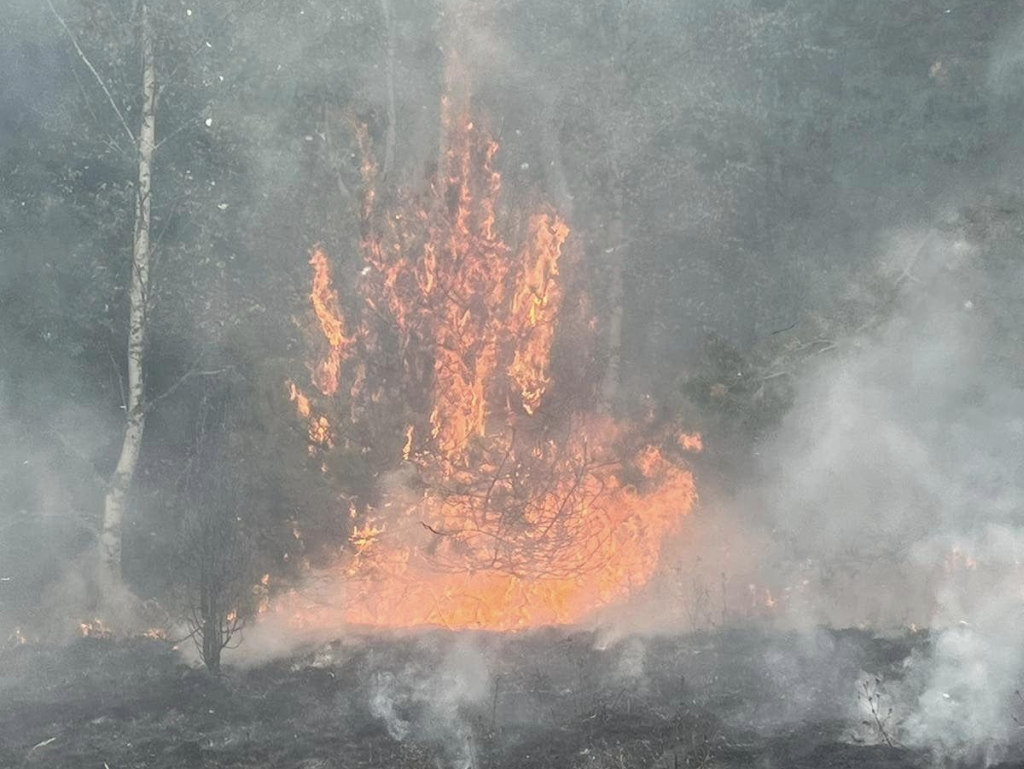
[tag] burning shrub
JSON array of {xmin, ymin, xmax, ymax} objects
[{"xmin": 268, "ymin": 92, "xmax": 700, "ymax": 634}]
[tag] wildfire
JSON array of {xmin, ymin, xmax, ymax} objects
[
  {"xmin": 288, "ymin": 381, "xmax": 311, "ymax": 418},
  {"xmin": 78, "ymin": 618, "xmax": 112, "ymax": 638},
  {"xmin": 280, "ymin": 99, "xmax": 699, "ymax": 631},
  {"xmin": 308, "ymin": 246, "xmax": 353, "ymax": 397},
  {"xmin": 677, "ymin": 432, "xmax": 704, "ymax": 453},
  {"xmin": 337, "ymin": 425, "xmax": 697, "ymax": 630}
]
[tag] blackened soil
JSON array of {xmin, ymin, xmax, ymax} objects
[{"xmin": 0, "ymin": 628, "xmax": 1012, "ymax": 769}]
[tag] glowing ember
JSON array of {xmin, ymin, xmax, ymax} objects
[{"xmin": 278, "ymin": 100, "xmax": 699, "ymax": 631}]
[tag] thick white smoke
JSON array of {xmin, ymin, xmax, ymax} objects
[{"xmin": 753, "ymin": 225, "xmax": 1024, "ymax": 759}]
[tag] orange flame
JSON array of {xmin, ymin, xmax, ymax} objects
[
  {"xmin": 335, "ymin": 424, "xmax": 696, "ymax": 630},
  {"xmin": 308, "ymin": 246, "xmax": 353, "ymax": 397},
  {"xmin": 508, "ymin": 214, "xmax": 569, "ymax": 414},
  {"xmin": 677, "ymin": 432, "xmax": 704, "ymax": 452},
  {"xmin": 288, "ymin": 381, "xmax": 311, "ymax": 418},
  {"xmin": 276, "ymin": 102, "xmax": 698, "ymax": 632},
  {"xmin": 78, "ymin": 618, "xmax": 112, "ymax": 638}
]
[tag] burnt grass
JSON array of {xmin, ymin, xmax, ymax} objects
[{"xmin": 0, "ymin": 627, "xmax": 1010, "ymax": 769}]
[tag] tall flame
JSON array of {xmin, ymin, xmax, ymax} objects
[
  {"xmin": 308, "ymin": 246, "xmax": 352, "ymax": 397},
  {"xmin": 279, "ymin": 103, "xmax": 698, "ymax": 632}
]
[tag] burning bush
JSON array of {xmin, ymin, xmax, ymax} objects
[{"xmin": 275, "ymin": 96, "xmax": 699, "ymax": 632}]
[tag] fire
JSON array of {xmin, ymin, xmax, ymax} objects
[
  {"xmin": 78, "ymin": 618, "xmax": 112, "ymax": 638},
  {"xmin": 308, "ymin": 246, "xmax": 353, "ymax": 397},
  {"xmin": 677, "ymin": 432, "xmax": 704, "ymax": 452},
  {"xmin": 288, "ymin": 381, "xmax": 311, "ymax": 418},
  {"xmin": 508, "ymin": 214, "xmax": 570, "ymax": 414},
  {"xmin": 401, "ymin": 425, "xmax": 414, "ymax": 461},
  {"xmin": 279, "ymin": 99, "xmax": 698, "ymax": 631},
  {"xmin": 337, "ymin": 425, "xmax": 696, "ymax": 630}
]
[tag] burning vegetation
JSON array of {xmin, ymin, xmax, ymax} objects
[{"xmin": 278, "ymin": 96, "xmax": 699, "ymax": 632}]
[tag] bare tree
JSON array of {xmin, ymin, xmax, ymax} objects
[
  {"xmin": 583, "ymin": 1, "xmax": 644, "ymax": 412},
  {"xmin": 178, "ymin": 397, "xmax": 258, "ymax": 673},
  {"xmin": 181, "ymin": 506, "xmax": 253, "ymax": 673}
]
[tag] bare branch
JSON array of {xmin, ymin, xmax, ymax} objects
[
  {"xmin": 44, "ymin": 0, "xmax": 136, "ymax": 147},
  {"xmin": 106, "ymin": 341, "xmax": 127, "ymax": 413},
  {"xmin": 43, "ymin": 426, "xmax": 109, "ymax": 491},
  {"xmin": 145, "ymin": 364, "xmax": 234, "ymax": 413},
  {"xmin": 153, "ymin": 119, "xmax": 195, "ymax": 152}
]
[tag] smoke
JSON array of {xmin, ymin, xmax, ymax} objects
[
  {"xmin": 988, "ymin": 14, "xmax": 1024, "ymax": 101},
  {"xmin": 899, "ymin": 526, "xmax": 1024, "ymax": 764},
  {"xmin": 4, "ymin": 2, "xmax": 1024, "ymax": 764},
  {"xmin": 739, "ymin": 220, "xmax": 1024, "ymax": 759},
  {"xmin": 366, "ymin": 636, "xmax": 491, "ymax": 769}
]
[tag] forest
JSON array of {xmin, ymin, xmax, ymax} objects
[{"xmin": 2, "ymin": 1, "xmax": 1024, "ymax": 767}]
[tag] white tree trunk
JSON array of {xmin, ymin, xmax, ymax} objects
[{"xmin": 100, "ymin": 4, "xmax": 155, "ymax": 586}]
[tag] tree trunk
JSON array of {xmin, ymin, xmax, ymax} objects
[
  {"xmin": 380, "ymin": 0, "xmax": 397, "ymax": 181},
  {"xmin": 201, "ymin": 577, "xmax": 222, "ymax": 672},
  {"xmin": 100, "ymin": 4, "xmax": 155, "ymax": 586},
  {"xmin": 597, "ymin": 7, "xmax": 630, "ymax": 413},
  {"xmin": 599, "ymin": 176, "xmax": 625, "ymax": 412}
]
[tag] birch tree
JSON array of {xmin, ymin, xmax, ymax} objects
[
  {"xmin": 97, "ymin": 3, "xmax": 155, "ymax": 588},
  {"xmin": 45, "ymin": 0, "xmax": 156, "ymax": 588},
  {"xmin": 43, "ymin": 0, "xmax": 252, "ymax": 593}
]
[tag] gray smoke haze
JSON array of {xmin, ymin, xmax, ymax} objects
[
  {"xmin": 904, "ymin": 526, "xmax": 1024, "ymax": 763},
  {"xmin": 227, "ymin": 4, "xmax": 1024, "ymax": 759},
  {"xmin": 366, "ymin": 636, "xmax": 490, "ymax": 769},
  {"xmin": 741, "ymin": 221, "xmax": 1024, "ymax": 760},
  {"xmin": 4, "ymin": 1, "xmax": 1024, "ymax": 764}
]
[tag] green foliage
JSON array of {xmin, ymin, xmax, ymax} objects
[{"xmin": 676, "ymin": 333, "xmax": 795, "ymax": 442}]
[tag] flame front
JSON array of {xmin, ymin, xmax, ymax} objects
[
  {"xmin": 308, "ymin": 246, "xmax": 352, "ymax": 397},
  {"xmin": 339, "ymin": 425, "xmax": 696, "ymax": 630},
  {"xmin": 281, "ymin": 104, "xmax": 698, "ymax": 631}
]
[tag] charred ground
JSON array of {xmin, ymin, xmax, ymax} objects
[{"xmin": 1, "ymin": 627, "xmax": 1005, "ymax": 769}]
